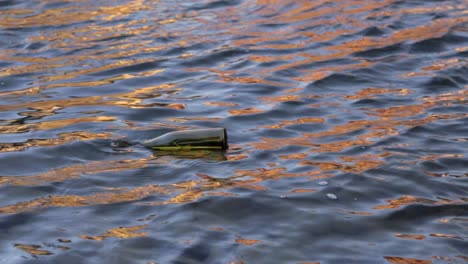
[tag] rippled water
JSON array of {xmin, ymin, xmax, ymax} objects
[{"xmin": 1, "ymin": 0, "xmax": 467, "ymax": 263}]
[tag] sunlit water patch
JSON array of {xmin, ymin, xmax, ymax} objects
[{"xmin": 1, "ymin": 0, "xmax": 467, "ymax": 263}]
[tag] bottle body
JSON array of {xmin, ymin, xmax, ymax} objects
[{"xmin": 141, "ymin": 128, "xmax": 228, "ymax": 151}]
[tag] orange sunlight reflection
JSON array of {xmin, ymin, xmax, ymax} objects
[
  {"xmin": 14, "ymin": 244, "xmax": 53, "ymax": 256},
  {"xmin": 80, "ymin": 225, "xmax": 148, "ymax": 241},
  {"xmin": 235, "ymin": 237, "xmax": 262, "ymax": 246},
  {"xmin": 0, "ymin": 158, "xmax": 151, "ymax": 187},
  {"xmin": 395, "ymin": 234, "xmax": 426, "ymax": 240},
  {"xmin": 384, "ymin": 256, "xmax": 432, "ymax": 264},
  {"xmin": 373, "ymin": 195, "xmax": 464, "ymax": 210},
  {"xmin": 0, "ymin": 131, "xmax": 111, "ymax": 152},
  {"xmin": 0, "ymin": 0, "xmax": 466, "ymax": 252}
]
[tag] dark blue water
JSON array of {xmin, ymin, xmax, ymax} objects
[{"xmin": 1, "ymin": 0, "xmax": 467, "ymax": 263}]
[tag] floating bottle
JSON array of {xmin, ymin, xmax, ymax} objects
[{"xmin": 141, "ymin": 128, "xmax": 228, "ymax": 151}]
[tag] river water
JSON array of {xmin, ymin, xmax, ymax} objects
[{"xmin": 1, "ymin": 0, "xmax": 467, "ymax": 263}]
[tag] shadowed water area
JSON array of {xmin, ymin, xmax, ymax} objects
[{"xmin": 0, "ymin": 0, "xmax": 467, "ymax": 263}]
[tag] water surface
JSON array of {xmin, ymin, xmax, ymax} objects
[{"xmin": 0, "ymin": 0, "xmax": 467, "ymax": 263}]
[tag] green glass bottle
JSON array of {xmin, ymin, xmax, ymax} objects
[{"xmin": 141, "ymin": 128, "xmax": 228, "ymax": 151}]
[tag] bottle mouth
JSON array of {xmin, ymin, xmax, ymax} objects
[{"xmin": 221, "ymin": 127, "xmax": 229, "ymax": 150}]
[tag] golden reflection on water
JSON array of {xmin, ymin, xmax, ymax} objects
[
  {"xmin": 290, "ymin": 188, "xmax": 316, "ymax": 193},
  {"xmin": 0, "ymin": 131, "xmax": 111, "ymax": 152},
  {"xmin": 80, "ymin": 225, "xmax": 148, "ymax": 241},
  {"xmin": 395, "ymin": 234, "xmax": 426, "ymax": 240},
  {"xmin": 301, "ymin": 154, "xmax": 385, "ymax": 174},
  {"xmin": 344, "ymin": 88, "xmax": 412, "ymax": 100},
  {"xmin": 0, "ymin": 155, "xmax": 353, "ymax": 214},
  {"xmin": 14, "ymin": 244, "xmax": 53, "ymax": 256},
  {"xmin": 228, "ymin": 107, "xmax": 265, "ymax": 116},
  {"xmin": 384, "ymin": 256, "xmax": 432, "ymax": 264},
  {"xmin": 235, "ymin": 237, "xmax": 262, "ymax": 246},
  {"xmin": 0, "ymin": 83, "xmax": 179, "ymax": 115},
  {"xmin": 250, "ymin": 90, "xmax": 468, "ymax": 156},
  {"xmin": 343, "ymin": 210, "xmax": 373, "ymax": 216},
  {"xmin": 0, "ymin": 0, "xmax": 149, "ymax": 28},
  {"xmin": 331, "ymin": 17, "xmax": 467, "ymax": 53},
  {"xmin": 0, "ymin": 184, "xmax": 170, "ymax": 214},
  {"xmin": 225, "ymin": 0, "xmax": 467, "ymax": 83},
  {"xmin": 0, "ymin": 0, "xmax": 464, "ymax": 209},
  {"xmin": 0, "ymin": 116, "xmax": 115, "ymax": 134},
  {"xmin": 0, "ymin": 1, "xmax": 467, "ymax": 258},
  {"xmin": 429, "ymin": 233, "xmax": 464, "ymax": 240},
  {"xmin": 373, "ymin": 195, "xmax": 464, "ymax": 210},
  {"xmin": 0, "ymin": 158, "xmax": 151, "ymax": 187}
]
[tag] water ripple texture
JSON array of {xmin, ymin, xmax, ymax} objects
[{"xmin": 0, "ymin": 0, "xmax": 467, "ymax": 263}]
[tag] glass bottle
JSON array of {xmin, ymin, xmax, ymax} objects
[{"xmin": 141, "ymin": 128, "xmax": 228, "ymax": 151}]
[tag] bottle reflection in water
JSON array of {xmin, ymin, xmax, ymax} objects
[{"xmin": 152, "ymin": 150, "xmax": 227, "ymax": 161}]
